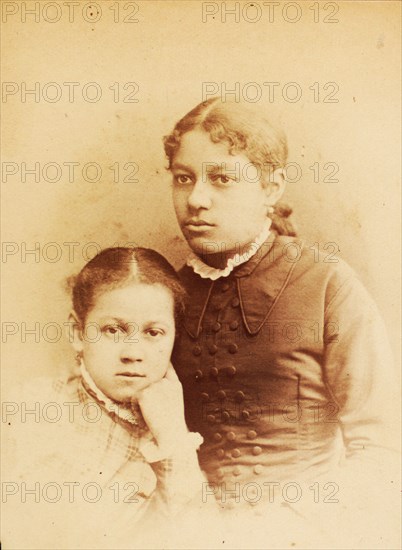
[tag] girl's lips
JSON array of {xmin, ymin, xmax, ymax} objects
[{"xmin": 116, "ymin": 372, "xmax": 145, "ymax": 377}]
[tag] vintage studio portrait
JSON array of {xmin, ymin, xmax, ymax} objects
[{"xmin": 1, "ymin": 1, "xmax": 401, "ymax": 549}]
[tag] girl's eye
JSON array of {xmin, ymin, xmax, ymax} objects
[
  {"xmin": 174, "ymin": 174, "xmax": 192, "ymax": 185},
  {"xmin": 146, "ymin": 328, "xmax": 165, "ymax": 338}
]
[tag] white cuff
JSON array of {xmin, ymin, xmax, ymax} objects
[{"xmin": 140, "ymin": 432, "xmax": 204, "ymax": 463}]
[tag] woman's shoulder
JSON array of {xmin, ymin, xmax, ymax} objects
[
  {"xmin": 259, "ymin": 234, "xmax": 374, "ymax": 313},
  {"xmin": 269, "ymin": 234, "xmax": 356, "ymax": 282}
]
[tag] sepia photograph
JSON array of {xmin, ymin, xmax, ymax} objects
[{"xmin": 1, "ymin": 1, "xmax": 401, "ymax": 549}]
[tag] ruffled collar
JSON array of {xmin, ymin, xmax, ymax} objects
[
  {"xmin": 80, "ymin": 361, "xmax": 142, "ymax": 426},
  {"xmin": 186, "ymin": 219, "xmax": 272, "ymax": 280}
]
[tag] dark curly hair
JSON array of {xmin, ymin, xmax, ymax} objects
[{"xmin": 163, "ymin": 97, "xmax": 297, "ymax": 236}]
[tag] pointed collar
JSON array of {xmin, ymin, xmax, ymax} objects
[{"xmin": 181, "ymin": 235, "xmax": 304, "ymax": 338}]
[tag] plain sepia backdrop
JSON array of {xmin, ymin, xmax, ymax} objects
[{"xmin": 1, "ymin": 0, "xmax": 401, "ymax": 396}]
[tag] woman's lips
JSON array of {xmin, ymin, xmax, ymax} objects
[{"xmin": 185, "ymin": 220, "xmax": 215, "ymax": 232}]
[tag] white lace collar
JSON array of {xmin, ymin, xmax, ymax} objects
[
  {"xmin": 80, "ymin": 360, "xmax": 140, "ymax": 426},
  {"xmin": 186, "ymin": 219, "xmax": 272, "ymax": 280}
]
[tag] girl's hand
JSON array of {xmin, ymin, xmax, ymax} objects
[{"xmin": 137, "ymin": 363, "xmax": 188, "ymax": 451}]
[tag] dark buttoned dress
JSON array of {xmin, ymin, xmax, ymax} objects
[{"xmin": 172, "ymin": 234, "xmax": 396, "ymax": 513}]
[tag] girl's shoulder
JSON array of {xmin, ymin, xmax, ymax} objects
[
  {"xmin": 5, "ymin": 373, "xmax": 80, "ymax": 406},
  {"xmin": 3, "ymin": 375, "xmax": 79, "ymax": 478}
]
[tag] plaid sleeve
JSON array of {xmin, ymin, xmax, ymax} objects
[{"xmin": 149, "ymin": 447, "xmax": 207, "ymax": 517}]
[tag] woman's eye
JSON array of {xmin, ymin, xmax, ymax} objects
[
  {"xmin": 212, "ymin": 174, "xmax": 234, "ymax": 185},
  {"xmin": 174, "ymin": 174, "xmax": 192, "ymax": 185},
  {"xmin": 103, "ymin": 325, "xmax": 124, "ymax": 337}
]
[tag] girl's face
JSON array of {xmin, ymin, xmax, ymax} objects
[
  {"xmin": 76, "ymin": 283, "xmax": 175, "ymax": 403},
  {"xmin": 171, "ymin": 129, "xmax": 271, "ymax": 256}
]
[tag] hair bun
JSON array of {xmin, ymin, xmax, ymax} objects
[
  {"xmin": 274, "ymin": 202, "xmax": 293, "ymax": 218},
  {"xmin": 271, "ymin": 202, "xmax": 297, "ymax": 236},
  {"xmin": 65, "ymin": 274, "xmax": 77, "ymax": 293}
]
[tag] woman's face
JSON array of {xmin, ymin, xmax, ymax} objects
[
  {"xmin": 171, "ymin": 129, "xmax": 271, "ymax": 257},
  {"xmin": 77, "ymin": 283, "xmax": 176, "ymax": 403}
]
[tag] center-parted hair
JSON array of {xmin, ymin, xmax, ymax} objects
[
  {"xmin": 163, "ymin": 97, "xmax": 296, "ymax": 236},
  {"xmin": 69, "ymin": 247, "xmax": 186, "ymax": 327}
]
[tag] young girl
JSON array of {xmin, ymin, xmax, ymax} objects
[
  {"xmin": 3, "ymin": 247, "xmax": 208, "ymax": 549},
  {"xmin": 164, "ymin": 98, "xmax": 399, "ymax": 548}
]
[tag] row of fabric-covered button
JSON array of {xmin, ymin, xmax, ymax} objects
[
  {"xmin": 191, "ymin": 370, "xmax": 244, "ymax": 423},
  {"xmin": 193, "ymin": 342, "xmax": 238, "ymax": 357},
  {"xmin": 216, "ymin": 465, "xmax": 264, "ymax": 478},
  {"xmin": 202, "ymin": 388, "xmax": 254, "ymax": 423},
  {"xmin": 192, "ymin": 343, "xmax": 239, "ymax": 356},
  {"xmin": 211, "ymin": 296, "xmax": 240, "ymax": 313},
  {"xmin": 192, "ymin": 286, "xmax": 240, "ymax": 368},
  {"xmin": 194, "ymin": 281, "xmax": 265, "ymax": 486},
  {"xmin": 201, "ymin": 390, "xmax": 246, "ymax": 401},
  {"xmin": 210, "ymin": 280, "xmax": 231, "ymax": 293},
  {"xmin": 194, "ymin": 365, "xmax": 237, "ymax": 380},
  {"xmin": 213, "ymin": 429, "xmax": 264, "ymax": 477},
  {"xmin": 192, "ymin": 320, "xmax": 240, "ymax": 338},
  {"xmin": 206, "ymin": 412, "xmax": 251, "ymax": 423}
]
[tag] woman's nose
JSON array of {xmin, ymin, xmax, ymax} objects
[{"xmin": 187, "ymin": 179, "xmax": 212, "ymax": 210}]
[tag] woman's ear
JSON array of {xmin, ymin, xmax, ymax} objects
[
  {"xmin": 67, "ymin": 311, "xmax": 84, "ymax": 354},
  {"xmin": 262, "ymin": 167, "xmax": 286, "ymax": 208}
]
